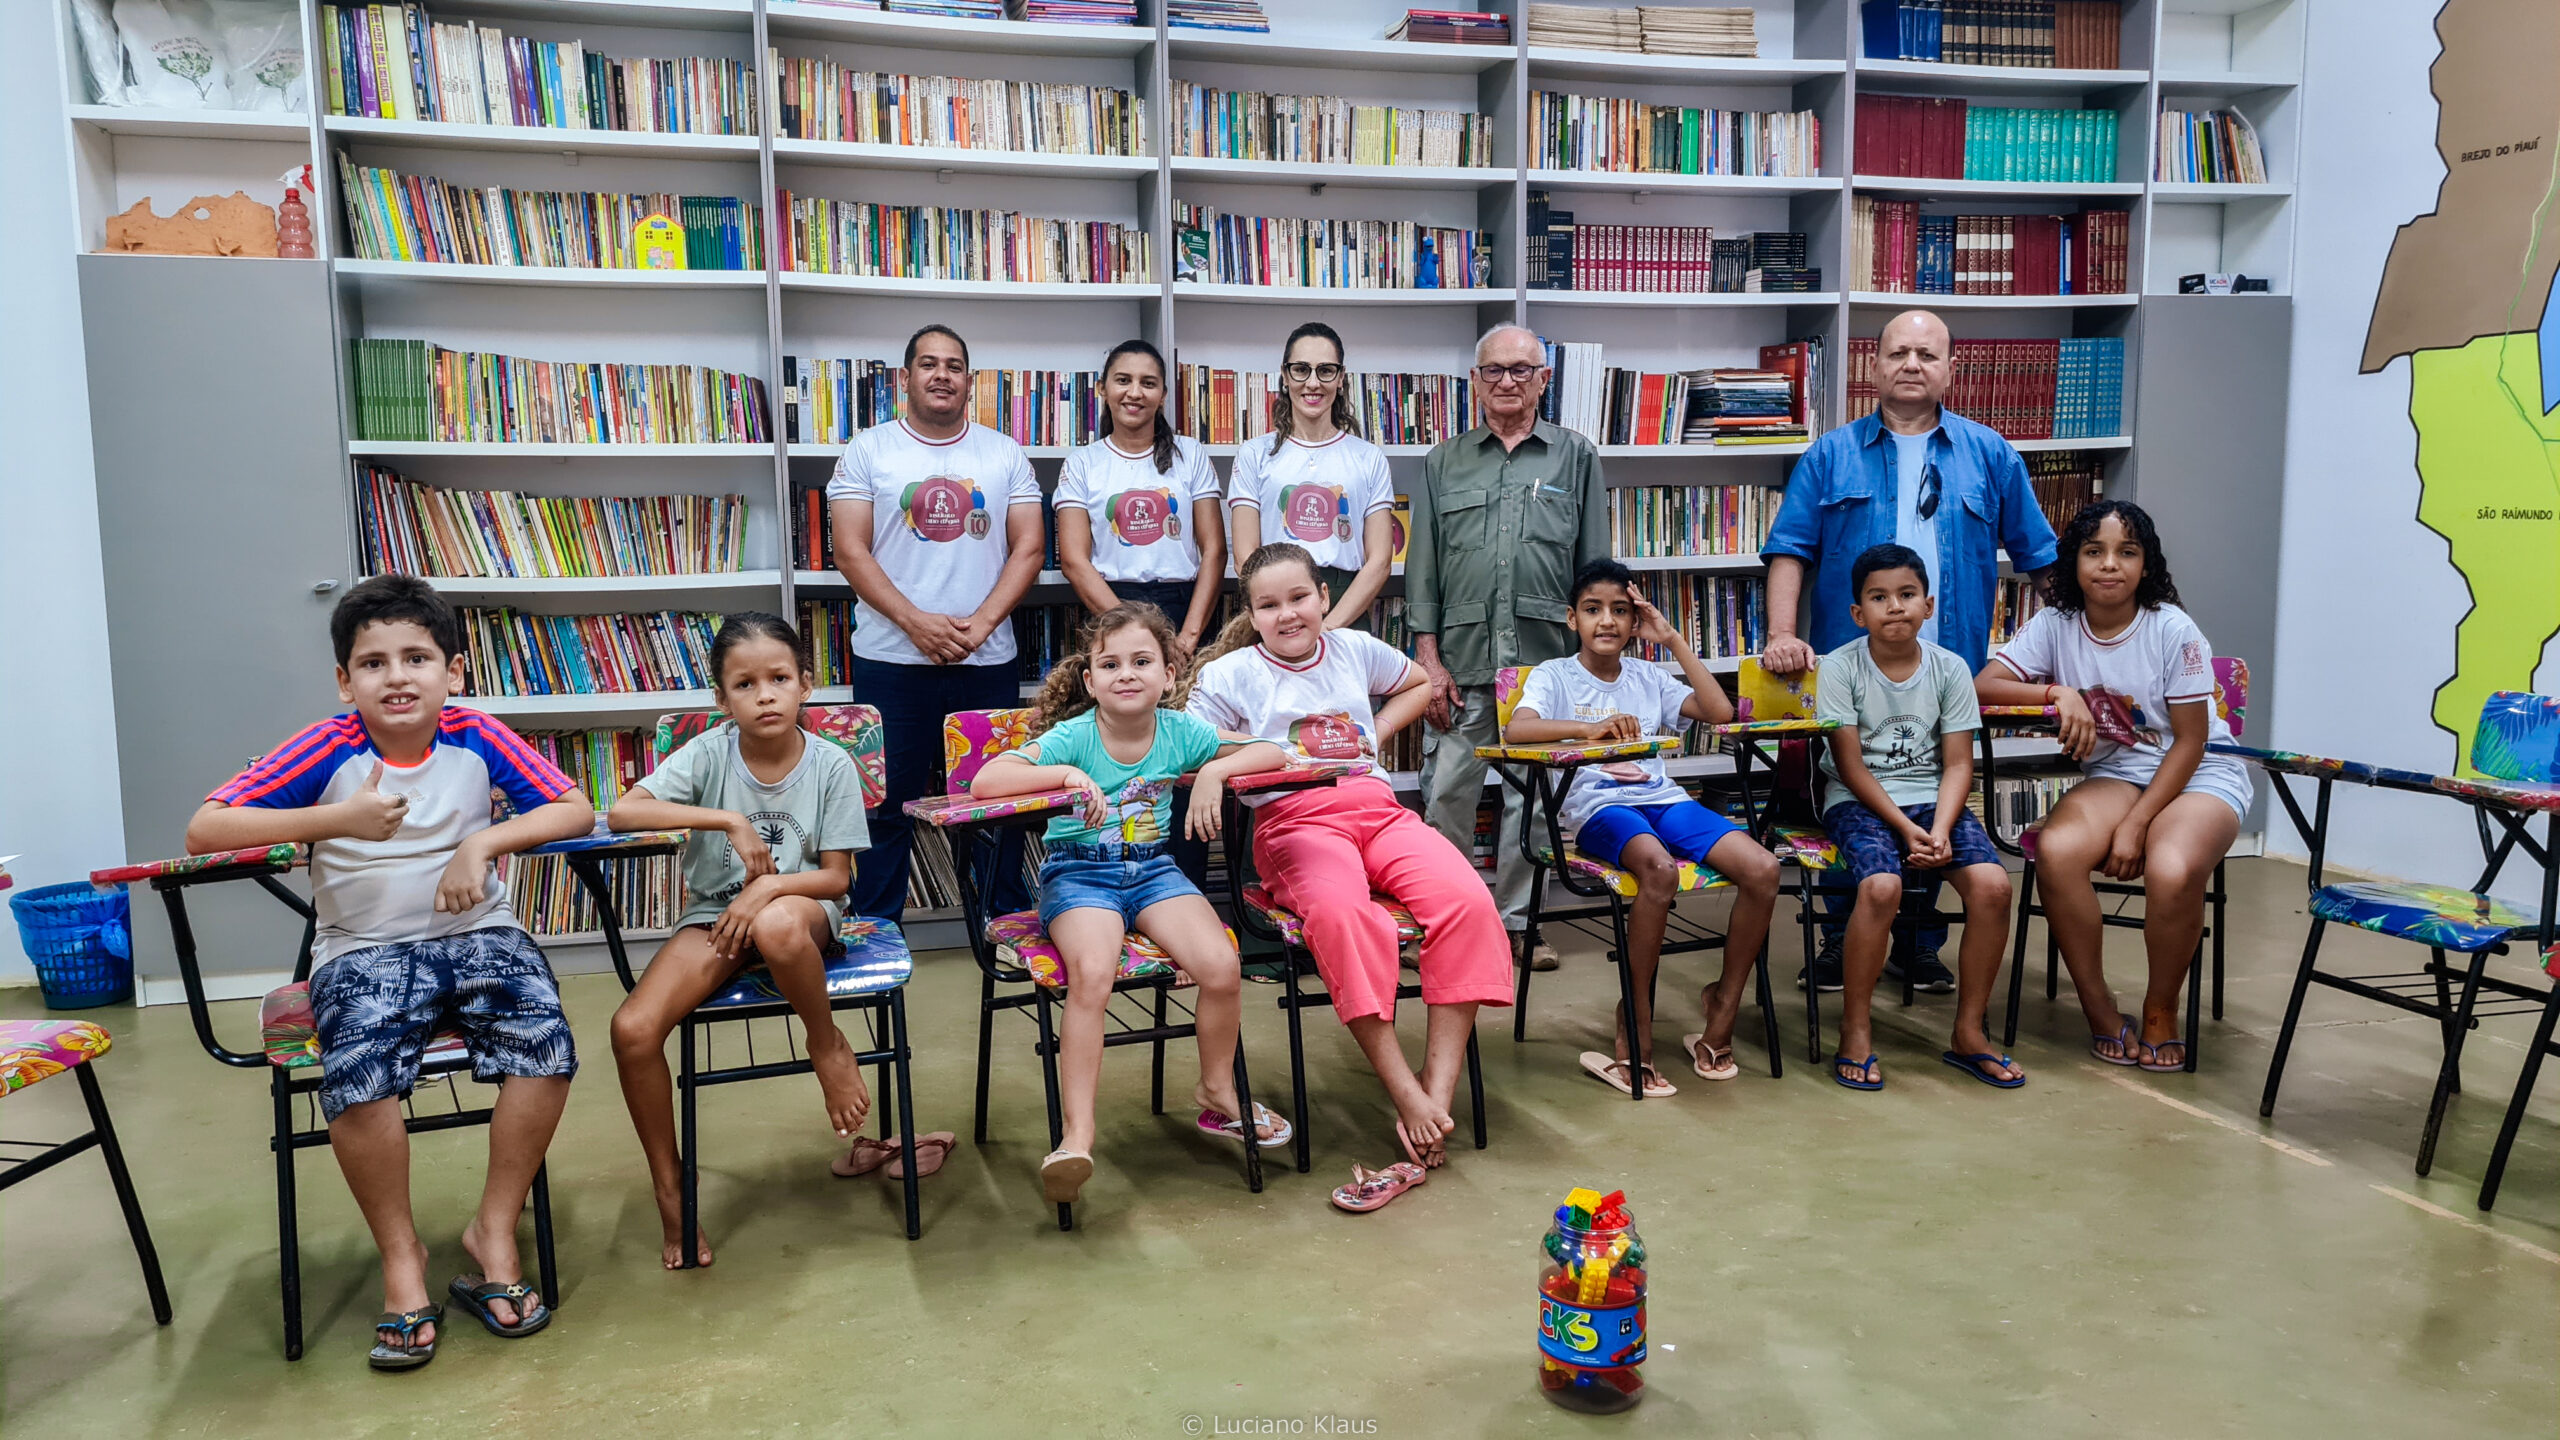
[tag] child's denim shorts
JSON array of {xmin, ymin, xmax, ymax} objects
[{"xmin": 1037, "ymin": 840, "xmax": 1203, "ymax": 928}]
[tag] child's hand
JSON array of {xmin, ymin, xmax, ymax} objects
[
  {"xmin": 339, "ymin": 762, "xmax": 410, "ymax": 841},
  {"xmin": 1629, "ymin": 593, "xmax": 1680, "ymax": 647},
  {"xmin": 2103, "ymin": 819, "xmax": 2148, "ymax": 881},
  {"xmin": 709, "ymin": 882, "xmax": 774, "ymax": 963},
  {"xmin": 1057, "ymin": 767, "xmax": 1110, "ymax": 830},
  {"xmin": 1911, "ymin": 825, "xmax": 1955, "ymax": 869},
  {"xmin": 434, "ymin": 839, "xmax": 492, "ymax": 914},
  {"xmin": 725, "ymin": 813, "xmax": 775, "ymax": 881},
  {"xmin": 2052, "ymin": 687, "xmax": 2096, "ymax": 760},
  {"xmin": 1185, "ymin": 778, "xmax": 1225, "ymax": 842},
  {"xmin": 1583, "ymin": 714, "xmax": 1642, "ymax": 743},
  {"xmin": 1897, "ymin": 821, "xmax": 1946, "ymax": 868}
]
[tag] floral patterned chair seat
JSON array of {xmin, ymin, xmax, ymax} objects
[
  {"xmin": 0, "ymin": 1019, "xmax": 113, "ymax": 1095},
  {"xmin": 2306, "ymin": 881, "xmax": 2537, "ymax": 953},
  {"xmin": 1236, "ymin": 884, "xmax": 1424, "ymax": 950},
  {"xmin": 985, "ymin": 912, "xmax": 1236, "ymax": 991}
]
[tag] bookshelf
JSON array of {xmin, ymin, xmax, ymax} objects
[{"xmin": 58, "ymin": 0, "xmax": 2304, "ymax": 953}]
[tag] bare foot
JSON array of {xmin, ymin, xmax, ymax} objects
[
  {"xmin": 378, "ymin": 1235, "xmax": 436, "ymax": 1352},
  {"xmin": 653, "ymin": 1186, "xmax": 715, "ymax": 1269},
  {"xmin": 809, "ymin": 1027, "xmax": 872, "ymax": 1138},
  {"xmin": 1392, "ymin": 1101, "xmax": 1456, "ymax": 1170},
  {"xmin": 1195, "ymin": 1083, "xmax": 1281, "ymax": 1142},
  {"xmin": 458, "ymin": 1219, "xmax": 533, "ymax": 1328}
]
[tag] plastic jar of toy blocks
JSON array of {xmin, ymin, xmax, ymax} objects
[{"xmin": 1536, "ymin": 1189, "xmax": 1646, "ymax": 1412}]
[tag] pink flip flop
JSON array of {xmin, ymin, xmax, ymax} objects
[
  {"xmin": 1198, "ymin": 1104, "xmax": 1295, "ymax": 1149},
  {"xmin": 1330, "ymin": 1161, "xmax": 1427, "ymax": 1214}
]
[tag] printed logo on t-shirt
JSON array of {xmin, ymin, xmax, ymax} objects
[
  {"xmin": 1110, "ymin": 488, "xmax": 1182, "ymax": 546},
  {"xmin": 2177, "ymin": 640, "xmax": 2205, "ymax": 676},
  {"xmin": 715, "ymin": 811, "xmax": 809, "ymax": 900},
  {"xmin": 1874, "ymin": 714, "xmax": 1929, "ymax": 774},
  {"xmin": 902, "ymin": 475, "xmax": 991, "ymax": 542},
  {"xmin": 1280, "ymin": 482, "xmax": 1350, "ymax": 543},
  {"xmin": 1288, "ymin": 712, "xmax": 1369, "ymax": 760}
]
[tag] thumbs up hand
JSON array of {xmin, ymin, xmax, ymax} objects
[{"xmin": 340, "ymin": 762, "xmax": 411, "ymax": 841}]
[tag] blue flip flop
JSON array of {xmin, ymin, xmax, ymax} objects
[
  {"xmin": 1831, "ymin": 1052, "xmax": 1883, "ymax": 1091},
  {"xmin": 1940, "ymin": 1050, "xmax": 2027, "ymax": 1089}
]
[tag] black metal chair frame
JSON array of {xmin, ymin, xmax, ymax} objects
[
  {"xmin": 0, "ymin": 1042, "xmax": 173, "ymax": 1327},
  {"xmin": 145, "ymin": 858, "xmax": 558, "ymax": 1360},
  {"xmin": 1980, "ymin": 722, "xmax": 2224, "ymax": 1073},
  {"xmin": 561, "ymin": 846, "xmax": 924, "ymax": 1262},
  {"xmin": 1219, "ymin": 785, "xmax": 1490, "ymax": 1172},
  {"xmin": 933, "ymin": 803, "xmax": 1263, "ymax": 1232},
  {"xmin": 2252, "ymin": 768, "xmax": 2560, "ymax": 1211},
  {"xmin": 1489, "ymin": 751, "xmax": 1785, "ymax": 1093}
]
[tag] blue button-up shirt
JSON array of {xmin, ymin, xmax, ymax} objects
[{"xmin": 1762, "ymin": 409, "xmax": 2059, "ymax": 673}]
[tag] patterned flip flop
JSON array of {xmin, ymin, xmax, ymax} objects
[
  {"xmin": 1197, "ymin": 1103, "xmax": 1294, "ymax": 1149},
  {"xmin": 1330, "ymin": 1161, "xmax": 1427, "ymax": 1214}
]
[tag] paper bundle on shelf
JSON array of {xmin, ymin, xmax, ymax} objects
[
  {"xmin": 1388, "ymin": 10, "xmax": 1513, "ymax": 44},
  {"xmin": 1010, "ymin": 0, "xmax": 1139, "ymax": 22},
  {"xmin": 1527, "ymin": 3, "xmax": 1643, "ymax": 51},
  {"xmin": 1637, "ymin": 7, "xmax": 1758, "ymax": 57},
  {"xmin": 1167, "ymin": 0, "xmax": 1270, "ymax": 32}
]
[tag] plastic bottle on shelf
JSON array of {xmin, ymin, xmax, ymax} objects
[{"xmin": 275, "ymin": 165, "xmax": 314, "ymax": 259}]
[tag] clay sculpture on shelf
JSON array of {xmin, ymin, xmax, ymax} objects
[{"xmin": 102, "ymin": 192, "xmax": 279, "ymax": 257}]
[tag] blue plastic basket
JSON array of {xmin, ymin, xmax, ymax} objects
[{"xmin": 9, "ymin": 882, "xmax": 134, "ymax": 1009}]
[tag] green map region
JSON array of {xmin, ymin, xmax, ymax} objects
[{"xmin": 2361, "ymin": 0, "xmax": 2560, "ymax": 772}]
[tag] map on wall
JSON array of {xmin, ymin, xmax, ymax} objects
[{"xmin": 2361, "ymin": 0, "xmax": 2560, "ymax": 772}]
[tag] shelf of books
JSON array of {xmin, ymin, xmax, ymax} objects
[{"xmin": 57, "ymin": 0, "xmax": 2298, "ymax": 941}]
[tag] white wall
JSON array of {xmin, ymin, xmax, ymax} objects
[
  {"xmin": 0, "ymin": 1, "xmax": 125, "ymax": 983},
  {"xmin": 2271, "ymin": 2, "xmax": 2550, "ymax": 903}
]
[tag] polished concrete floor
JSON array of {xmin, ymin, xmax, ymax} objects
[{"xmin": 4, "ymin": 857, "xmax": 2554, "ymax": 1437}]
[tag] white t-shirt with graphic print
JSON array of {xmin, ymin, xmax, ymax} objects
[
  {"xmin": 826, "ymin": 419, "xmax": 1041, "ymax": 666},
  {"xmin": 1055, "ymin": 435, "xmax": 1222, "ymax": 584},
  {"xmin": 1226, "ymin": 431, "xmax": 1395, "ymax": 573},
  {"xmin": 1992, "ymin": 603, "xmax": 2246, "ymax": 794},
  {"xmin": 1185, "ymin": 630, "xmax": 1416, "ymax": 805},
  {"xmin": 1517, "ymin": 656, "xmax": 1700, "ymax": 833}
]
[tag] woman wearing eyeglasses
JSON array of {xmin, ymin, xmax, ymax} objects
[{"xmin": 1226, "ymin": 321, "xmax": 1395, "ymax": 632}]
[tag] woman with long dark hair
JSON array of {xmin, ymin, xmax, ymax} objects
[
  {"xmin": 1225, "ymin": 321, "xmax": 1395, "ymax": 631},
  {"xmin": 1054, "ymin": 339, "xmax": 1226, "ymax": 658}
]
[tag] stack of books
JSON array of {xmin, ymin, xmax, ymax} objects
[
  {"xmin": 1389, "ymin": 9, "xmax": 1512, "ymax": 44},
  {"xmin": 1527, "ymin": 3, "xmax": 1643, "ymax": 51},
  {"xmin": 1638, "ymin": 7, "xmax": 1758, "ymax": 57},
  {"xmin": 1009, "ymin": 0, "xmax": 1138, "ymax": 22},
  {"xmin": 1172, "ymin": 84, "xmax": 1497, "ymax": 167},
  {"xmin": 348, "ymin": 339, "xmax": 771, "ymax": 444},
  {"xmin": 772, "ymin": 61, "xmax": 1145, "ymax": 155},
  {"xmin": 355, "ymin": 466, "xmax": 752, "ymax": 580},
  {"xmin": 2155, "ymin": 108, "xmax": 2268, "ymax": 185},
  {"xmin": 319, "ymin": 6, "xmax": 758, "ymax": 135},
  {"xmin": 887, "ymin": 0, "xmax": 1002, "ymax": 17},
  {"xmin": 1861, "ymin": 1, "xmax": 2121, "ymax": 69},
  {"xmin": 1681, "ymin": 370, "xmax": 1804, "ymax": 444},
  {"xmin": 1168, "ymin": 0, "xmax": 1269, "ymax": 32},
  {"xmin": 780, "ymin": 193, "xmax": 1156, "ymax": 284},
  {"xmin": 1532, "ymin": 91, "xmax": 1821, "ymax": 176}
]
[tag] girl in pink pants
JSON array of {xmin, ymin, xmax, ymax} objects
[{"xmin": 1189, "ymin": 543, "xmax": 1511, "ymax": 1209}]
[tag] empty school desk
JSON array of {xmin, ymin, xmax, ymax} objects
[{"xmin": 2216, "ymin": 744, "xmax": 2559, "ymax": 1211}]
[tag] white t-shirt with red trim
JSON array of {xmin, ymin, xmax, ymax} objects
[
  {"xmin": 1055, "ymin": 435, "xmax": 1221, "ymax": 584},
  {"xmin": 826, "ymin": 419, "xmax": 1042, "ymax": 666},
  {"xmin": 1186, "ymin": 630, "xmax": 1417, "ymax": 805},
  {"xmin": 1226, "ymin": 430, "xmax": 1395, "ymax": 573},
  {"xmin": 1992, "ymin": 603, "xmax": 2246, "ymax": 793}
]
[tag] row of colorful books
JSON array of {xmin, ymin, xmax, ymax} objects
[
  {"xmin": 1629, "ymin": 575, "xmax": 1767, "ymax": 662},
  {"xmin": 1173, "ymin": 203, "xmax": 1489, "ymax": 290},
  {"xmin": 518, "ymin": 727, "xmax": 659, "ymax": 811},
  {"xmin": 1543, "ymin": 342, "xmax": 1815, "ymax": 447},
  {"xmin": 1172, "ymin": 365, "xmax": 1477, "ymax": 447},
  {"xmin": 1529, "ymin": 92, "xmax": 1821, "ymax": 178},
  {"xmin": 320, "ymin": 3, "xmax": 757, "ymax": 135},
  {"xmin": 505, "ymin": 852, "xmax": 681, "ymax": 938},
  {"xmin": 782, "ymin": 357, "xmax": 1109, "ymax": 447},
  {"xmin": 459, "ymin": 608, "xmax": 722, "ymax": 697},
  {"xmin": 1608, "ymin": 484, "xmax": 1780, "ymax": 559},
  {"xmin": 1526, "ymin": 196, "xmax": 1816, "ymax": 294},
  {"xmin": 2155, "ymin": 108, "xmax": 2269, "ymax": 186},
  {"xmin": 1990, "ymin": 574, "xmax": 2046, "ymax": 645},
  {"xmin": 348, "ymin": 338, "xmax": 770, "ymax": 445},
  {"xmin": 771, "ymin": 59, "xmax": 1145, "ymax": 155},
  {"xmin": 1170, "ymin": 83, "xmax": 1497, "ymax": 169},
  {"xmin": 1852, "ymin": 95, "xmax": 2119, "ymax": 184},
  {"xmin": 356, "ymin": 467, "xmax": 753, "ymax": 581},
  {"xmin": 1846, "ymin": 335, "xmax": 2123, "ymax": 440},
  {"xmin": 1849, "ymin": 199, "xmax": 2130, "ymax": 295},
  {"xmin": 1859, "ymin": 1, "xmax": 2120, "ymax": 70},
  {"xmin": 1975, "ymin": 770, "xmax": 2081, "ymax": 843},
  {"xmin": 781, "ymin": 193, "xmax": 1155, "ymax": 284},
  {"xmin": 337, "ymin": 159, "xmax": 763, "ymax": 269}
]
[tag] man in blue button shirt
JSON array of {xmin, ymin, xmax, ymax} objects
[{"xmin": 1761, "ymin": 309, "xmax": 2059, "ymax": 993}]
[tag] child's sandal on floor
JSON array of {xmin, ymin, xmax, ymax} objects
[
  {"xmin": 447, "ymin": 1275, "xmax": 549, "ymax": 1339},
  {"xmin": 2091, "ymin": 1019, "xmax": 2141, "ymax": 1067},
  {"xmin": 1682, "ymin": 1032, "xmax": 1739, "ymax": 1081},
  {"xmin": 367, "ymin": 1305, "xmax": 443, "ymax": 1371},
  {"xmin": 1330, "ymin": 1161, "xmax": 1426, "ymax": 1213},
  {"xmin": 1040, "ymin": 1148, "xmax": 1094, "ymax": 1204}
]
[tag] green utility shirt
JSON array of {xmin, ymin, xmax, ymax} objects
[{"xmin": 1405, "ymin": 421, "xmax": 1610, "ymax": 687}]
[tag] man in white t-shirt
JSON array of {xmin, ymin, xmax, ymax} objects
[{"xmin": 827, "ymin": 323, "xmax": 1045, "ymax": 919}]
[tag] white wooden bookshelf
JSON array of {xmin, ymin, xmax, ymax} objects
[{"xmin": 54, "ymin": 0, "xmax": 2306, "ymax": 927}]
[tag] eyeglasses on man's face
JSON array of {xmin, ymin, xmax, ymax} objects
[
  {"xmin": 1282, "ymin": 362, "xmax": 1345, "ymax": 384},
  {"xmin": 1474, "ymin": 363, "xmax": 1547, "ymax": 385}
]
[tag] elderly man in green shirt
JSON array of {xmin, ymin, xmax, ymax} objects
[{"xmin": 1409, "ymin": 322, "xmax": 1611, "ymax": 971}]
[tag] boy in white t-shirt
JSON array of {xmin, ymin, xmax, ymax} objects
[
  {"xmin": 1815, "ymin": 544, "xmax": 2021, "ymax": 1093},
  {"xmin": 824, "ymin": 324, "xmax": 1044, "ymax": 921},
  {"xmin": 1507, "ymin": 560, "xmax": 1781, "ymax": 1094}
]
